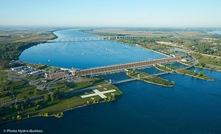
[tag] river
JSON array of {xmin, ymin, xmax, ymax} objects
[
  {"xmin": 1, "ymin": 29, "xmax": 221, "ymax": 134},
  {"xmin": 19, "ymin": 29, "xmax": 165, "ymax": 69}
]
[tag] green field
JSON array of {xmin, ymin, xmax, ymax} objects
[
  {"xmin": 0, "ymin": 77, "xmax": 46, "ymax": 101},
  {"xmin": 193, "ymin": 53, "xmax": 221, "ymax": 70},
  {"xmin": 0, "ymin": 83, "xmax": 122, "ymax": 123},
  {"xmin": 0, "ymin": 29, "xmax": 57, "ymax": 43},
  {"xmin": 51, "ymin": 78, "xmax": 108, "ymax": 92},
  {"xmin": 80, "ymin": 28, "xmax": 207, "ymax": 38}
]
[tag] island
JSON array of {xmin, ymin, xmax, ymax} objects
[{"xmin": 126, "ymin": 70, "xmax": 174, "ymax": 87}]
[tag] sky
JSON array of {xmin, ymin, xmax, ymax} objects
[{"xmin": 0, "ymin": 0, "xmax": 221, "ymax": 27}]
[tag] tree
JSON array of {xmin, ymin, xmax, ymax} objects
[
  {"xmin": 199, "ymin": 63, "xmax": 206, "ymax": 68},
  {"xmin": 193, "ymin": 70, "xmax": 197, "ymax": 75},
  {"xmin": 35, "ymin": 100, "xmax": 39, "ymax": 105},
  {"xmin": 44, "ymin": 94, "xmax": 50, "ymax": 102},
  {"xmin": 14, "ymin": 104, "xmax": 20, "ymax": 110},
  {"xmin": 44, "ymin": 113, "xmax": 48, "ymax": 117},
  {"xmin": 21, "ymin": 106, "xmax": 24, "ymax": 110},
  {"xmin": 16, "ymin": 115, "xmax": 21, "ymax": 120},
  {"xmin": 198, "ymin": 71, "xmax": 205, "ymax": 77},
  {"xmin": 23, "ymin": 95, "xmax": 29, "ymax": 103},
  {"xmin": 50, "ymin": 89, "xmax": 61, "ymax": 101},
  {"xmin": 34, "ymin": 89, "xmax": 38, "ymax": 95},
  {"xmin": 1, "ymin": 103, "xmax": 6, "ymax": 109},
  {"xmin": 35, "ymin": 104, "xmax": 40, "ymax": 110}
]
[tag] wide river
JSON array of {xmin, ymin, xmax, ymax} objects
[
  {"xmin": 19, "ymin": 29, "xmax": 165, "ymax": 69},
  {"xmin": 1, "ymin": 29, "xmax": 221, "ymax": 134}
]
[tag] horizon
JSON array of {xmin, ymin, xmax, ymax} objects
[
  {"xmin": 0, "ymin": 25, "xmax": 221, "ymax": 29},
  {"xmin": 1, "ymin": 0, "xmax": 221, "ymax": 27}
]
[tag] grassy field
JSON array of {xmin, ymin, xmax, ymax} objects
[
  {"xmin": 26, "ymin": 75, "xmax": 40, "ymax": 81},
  {"xmin": 193, "ymin": 53, "xmax": 221, "ymax": 70},
  {"xmin": 81, "ymin": 29, "xmax": 207, "ymax": 38},
  {"xmin": 154, "ymin": 64, "xmax": 171, "ymax": 72},
  {"xmin": 0, "ymin": 70, "xmax": 7, "ymax": 75},
  {"xmin": 0, "ymin": 83, "xmax": 122, "ymax": 123},
  {"xmin": 165, "ymin": 64, "xmax": 180, "ymax": 70},
  {"xmin": 51, "ymin": 78, "xmax": 109, "ymax": 92},
  {"xmin": 0, "ymin": 29, "xmax": 57, "ymax": 43},
  {"xmin": 0, "ymin": 77, "xmax": 46, "ymax": 101},
  {"xmin": 0, "ymin": 94, "xmax": 84, "ymax": 122}
]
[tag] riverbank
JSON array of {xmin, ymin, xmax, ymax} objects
[
  {"xmin": 135, "ymin": 44, "xmax": 170, "ymax": 57},
  {"xmin": 0, "ymin": 91, "xmax": 122, "ymax": 125},
  {"xmin": 176, "ymin": 69, "xmax": 214, "ymax": 81},
  {"xmin": 0, "ymin": 30, "xmax": 58, "ymax": 69},
  {"xmin": 0, "ymin": 82, "xmax": 123, "ymax": 124}
]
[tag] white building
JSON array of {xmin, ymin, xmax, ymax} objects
[{"xmin": 11, "ymin": 66, "xmax": 24, "ymax": 71}]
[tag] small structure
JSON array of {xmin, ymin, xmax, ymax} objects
[
  {"xmin": 49, "ymin": 72, "xmax": 65, "ymax": 79},
  {"xmin": 81, "ymin": 89, "xmax": 116, "ymax": 99},
  {"xmin": 29, "ymin": 70, "xmax": 40, "ymax": 75},
  {"xmin": 11, "ymin": 66, "xmax": 24, "ymax": 71},
  {"xmin": 181, "ymin": 59, "xmax": 187, "ymax": 62}
]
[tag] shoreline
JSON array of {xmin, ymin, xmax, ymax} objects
[
  {"xmin": 0, "ymin": 95, "xmax": 121, "ymax": 125},
  {"xmin": 176, "ymin": 71, "xmax": 215, "ymax": 81},
  {"xmin": 155, "ymin": 64, "xmax": 215, "ymax": 81},
  {"xmin": 143, "ymin": 79, "xmax": 173, "ymax": 87},
  {"xmin": 17, "ymin": 31, "xmax": 58, "ymax": 61},
  {"xmin": 135, "ymin": 44, "xmax": 170, "ymax": 57},
  {"xmin": 194, "ymin": 65, "xmax": 221, "ymax": 72},
  {"xmin": 127, "ymin": 73, "xmax": 173, "ymax": 87}
]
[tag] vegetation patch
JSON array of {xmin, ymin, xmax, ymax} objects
[
  {"xmin": 154, "ymin": 64, "xmax": 171, "ymax": 72},
  {"xmin": 177, "ymin": 69, "xmax": 214, "ymax": 81},
  {"xmin": 0, "ymin": 83, "xmax": 122, "ymax": 124},
  {"xmin": 127, "ymin": 70, "xmax": 174, "ymax": 87}
]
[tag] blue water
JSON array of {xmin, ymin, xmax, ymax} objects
[
  {"xmin": 1, "ymin": 70, "xmax": 221, "ymax": 134},
  {"xmin": 19, "ymin": 29, "xmax": 165, "ymax": 69},
  {"xmin": 2, "ymin": 29, "xmax": 221, "ymax": 134},
  {"xmin": 208, "ymin": 30, "xmax": 221, "ymax": 35}
]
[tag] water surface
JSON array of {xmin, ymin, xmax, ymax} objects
[
  {"xmin": 19, "ymin": 29, "xmax": 165, "ymax": 69},
  {"xmin": 5, "ymin": 29, "xmax": 220, "ymax": 134}
]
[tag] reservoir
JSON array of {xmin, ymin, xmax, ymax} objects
[
  {"xmin": 1, "ymin": 29, "xmax": 221, "ymax": 134},
  {"xmin": 19, "ymin": 29, "xmax": 165, "ymax": 69}
]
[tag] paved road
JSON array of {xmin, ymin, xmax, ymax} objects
[
  {"xmin": 45, "ymin": 77, "xmax": 63, "ymax": 93},
  {"xmin": 0, "ymin": 95, "xmax": 44, "ymax": 107}
]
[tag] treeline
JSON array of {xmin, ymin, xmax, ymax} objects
[{"xmin": 0, "ymin": 42, "xmax": 40, "ymax": 69}]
